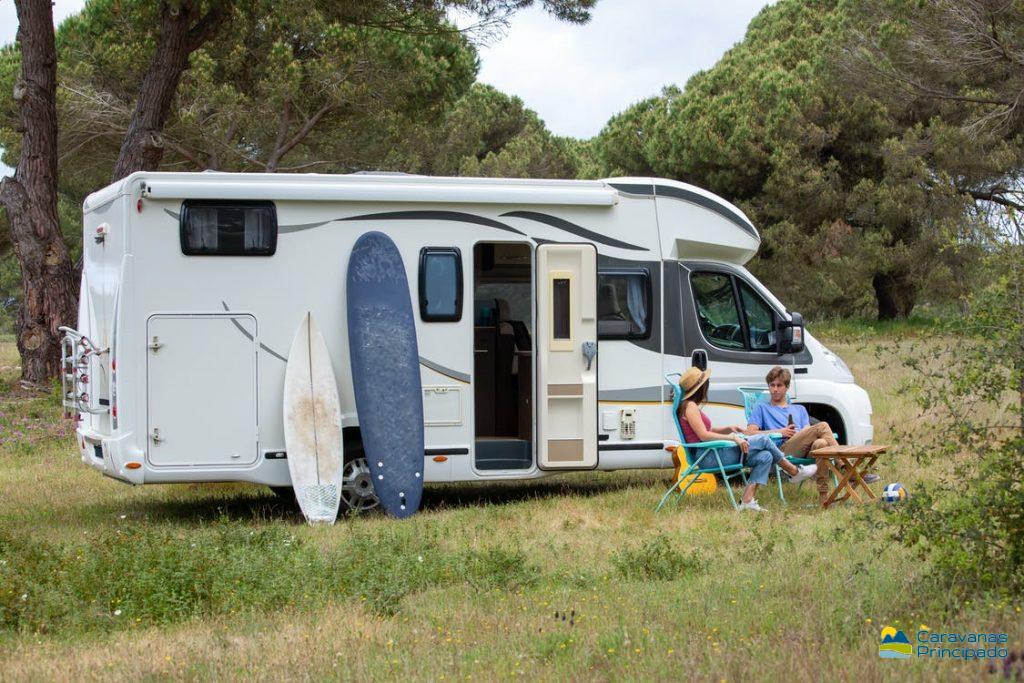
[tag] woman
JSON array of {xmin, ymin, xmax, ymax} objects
[{"xmin": 677, "ymin": 367, "xmax": 816, "ymax": 512}]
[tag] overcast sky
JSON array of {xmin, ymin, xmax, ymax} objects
[{"xmin": 0, "ymin": 0, "xmax": 772, "ymax": 176}]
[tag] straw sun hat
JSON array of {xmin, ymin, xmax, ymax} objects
[{"xmin": 678, "ymin": 366, "xmax": 711, "ymax": 401}]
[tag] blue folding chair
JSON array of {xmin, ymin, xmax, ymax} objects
[{"xmin": 657, "ymin": 373, "xmax": 751, "ymax": 511}]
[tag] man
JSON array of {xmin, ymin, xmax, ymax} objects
[{"xmin": 745, "ymin": 366, "xmax": 878, "ymax": 502}]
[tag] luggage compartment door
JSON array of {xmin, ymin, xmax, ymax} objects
[
  {"xmin": 536, "ymin": 244, "xmax": 598, "ymax": 469},
  {"xmin": 146, "ymin": 314, "xmax": 258, "ymax": 467}
]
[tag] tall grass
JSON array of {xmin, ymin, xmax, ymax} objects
[
  {"xmin": 0, "ymin": 332, "xmax": 1021, "ymax": 681},
  {"xmin": 0, "ymin": 518, "xmax": 545, "ymax": 633}
]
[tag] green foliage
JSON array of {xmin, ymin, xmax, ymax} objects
[
  {"xmin": 587, "ymin": 0, "xmax": 1015, "ymax": 320},
  {"xmin": 0, "ymin": 517, "xmax": 546, "ymax": 632},
  {"xmin": 885, "ymin": 235, "xmax": 1024, "ymax": 598},
  {"xmin": 461, "ymin": 545, "xmax": 540, "ymax": 592},
  {"xmin": 389, "ymin": 83, "xmax": 579, "ymax": 178},
  {"xmin": 51, "ymin": 0, "xmax": 479, "ymax": 176},
  {"xmin": 610, "ymin": 534, "xmax": 704, "ymax": 581}
]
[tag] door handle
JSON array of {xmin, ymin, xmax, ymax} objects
[
  {"xmin": 150, "ymin": 428, "xmax": 163, "ymax": 444},
  {"xmin": 581, "ymin": 341, "xmax": 597, "ymax": 371},
  {"xmin": 148, "ymin": 336, "xmax": 163, "ymax": 353}
]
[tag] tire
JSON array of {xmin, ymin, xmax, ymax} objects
[
  {"xmin": 269, "ymin": 453, "xmax": 379, "ymax": 513},
  {"xmin": 339, "ymin": 448, "xmax": 380, "ymax": 513}
]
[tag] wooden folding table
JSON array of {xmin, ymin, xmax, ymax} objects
[{"xmin": 809, "ymin": 444, "xmax": 888, "ymax": 509}]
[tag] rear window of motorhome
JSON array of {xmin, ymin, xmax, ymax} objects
[
  {"xmin": 598, "ymin": 269, "xmax": 651, "ymax": 340},
  {"xmin": 180, "ymin": 200, "xmax": 277, "ymax": 256},
  {"xmin": 419, "ymin": 247, "xmax": 462, "ymax": 322}
]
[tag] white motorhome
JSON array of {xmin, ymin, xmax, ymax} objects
[{"xmin": 65, "ymin": 172, "xmax": 873, "ymax": 511}]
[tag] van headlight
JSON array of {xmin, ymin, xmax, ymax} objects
[{"xmin": 821, "ymin": 346, "xmax": 854, "ymax": 381}]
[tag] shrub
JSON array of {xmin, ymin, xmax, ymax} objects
[
  {"xmin": 610, "ymin": 534, "xmax": 705, "ymax": 581},
  {"xmin": 882, "ymin": 239, "xmax": 1024, "ymax": 599},
  {"xmin": 461, "ymin": 546, "xmax": 540, "ymax": 592}
]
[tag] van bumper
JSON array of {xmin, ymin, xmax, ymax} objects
[
  {"xmin": 76, "ymin": 427, "xmax": 145, "ymax": 484},
  {"xmin": 75, "ymin": 427, "xmax": 294, "ymax": 487}
]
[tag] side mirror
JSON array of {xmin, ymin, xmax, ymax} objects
[
  {"xmin": 777, "ymin": 312, "xmax": 805, "ymax": 355},
  {"xmin": 691, "ymin": 348, "xmax": 708, "ymax": 371}
]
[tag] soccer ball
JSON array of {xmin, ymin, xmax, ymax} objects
[{"xmin": 882, "ymin": 483, "xmax": 908, "ymax": 504}]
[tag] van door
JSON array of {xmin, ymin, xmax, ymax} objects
[
  {"xmin": 146, "ymin": 314, "xmax": 258, "ymax": 467},
  {"xmin": 536, "ymin": 244, "xmax": 598, "ymax": 469}
]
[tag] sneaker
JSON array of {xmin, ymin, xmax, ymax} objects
[
  {"xmin": 788, "ymin": 464, "xmax": 817, "ymax": 485},
  {"xmin": 737, "ymin": 500, "xmax": 766, "ymax": 512},
  {"xmin": 863, "ymin": 473, "xmax": 880, "ymax": 484}
]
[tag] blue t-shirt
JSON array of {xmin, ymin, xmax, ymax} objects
[{"xmin": 749, "ymin": 401, "xmax": 809, "ymax": 431}]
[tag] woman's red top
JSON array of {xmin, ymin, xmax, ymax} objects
[{"xmin": 680, "ymin": 405, "xmax": 712, "ymax": 443}]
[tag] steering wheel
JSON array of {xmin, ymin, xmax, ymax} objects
[{"xmin": 711, "ymin": 323, "xmax": 741, "ymax": 341}]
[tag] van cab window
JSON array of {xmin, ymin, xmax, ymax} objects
[
  {"xmin": 180, "ymin": 200, "xmax": 277, "ymax": 255},
  {"xmin": 419, "ymin": 247, "xmax": 463, "ymax": 322},
  {"xmin": 597, "ymin": 269, "xmax": 651, "ymax": 339},
  {"xmin": 691, "ymin": 272, "xmax": 745, "ymax": 349},
  {"xmin": 738, "ymin": 281, "xmax": 776, "ymax": 351}
]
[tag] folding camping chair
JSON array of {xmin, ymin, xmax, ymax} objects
[{"xmin": 657, "ymin": 373, "xmax": 758, "ymax": 511}]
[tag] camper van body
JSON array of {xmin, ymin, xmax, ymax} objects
[{"xmin": 67, "ymin": 172, "xmax": 873, "ymax": 507}]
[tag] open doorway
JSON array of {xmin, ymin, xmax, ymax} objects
[{"xmin": 473, "ymin": 242, "xmax": 533, "ymax": 470}]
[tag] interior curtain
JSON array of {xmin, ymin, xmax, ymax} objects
[
  {"xmin": 194, "ymin": 207, "xmax": 218, "ymax": 250},
  {"xmin": 244, "ymin": 208, "xmax": 267, "ymax": 250},
  {"xmin": 626, "ymin": 275, "xmax": 647, "ymax": 331}
]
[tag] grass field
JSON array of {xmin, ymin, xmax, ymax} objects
[{"xmin": 0, "ymin": 328, "xmax": 1021, "ymax": 681}]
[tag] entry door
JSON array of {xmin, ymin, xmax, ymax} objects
[
  {"xmin": 146, "ymin": 314, "xmax": 258, "ymax": 467},
  {"xmin": 536, "ymin": 244, "xmax": 598, "ymax": 469}
]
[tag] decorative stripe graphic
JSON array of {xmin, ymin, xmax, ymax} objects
[
  {"xmin": 598, "ymin": 384, "xmax": 744, "ymax": 408},
  {"xmin": 654, "ymin": 185, "xmax": 758, "ymax": 238},
  {"xmin": 607, "ymin": 183, "xmax": 759, "ymax": 238},
  {"xmin": 419, "ymin": 356, "xmax": 471, "ymax": 384},
  {"xmin": 608, "ymin": 182, "xmax": 655, "ymax": 197},
  {"xmin": 220, "ymin": 302, "xmax": 287, "ymax": 362},
  {"xmin": 598, "ymin": 386, "xmax": 667, "ymax": 402},
  {"xmin": 500, "ymin": 210, "xmax": 648, "ymax": 251},
  {"xmin": 341, "ymin": 210, "xmax": 526, "ymax": 236},
  {"xmin": 166, "ymin": 208, "xmax": 332, "ymax": 234}
]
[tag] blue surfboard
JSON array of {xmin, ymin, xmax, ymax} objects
[{"xmin": 346, "ymin": 231, "xmax": 424, "ymax": 518}]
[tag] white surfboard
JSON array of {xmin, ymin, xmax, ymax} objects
[{"xmin": 283, "ymin": 312, "xmax": 344, "ymax": 524}]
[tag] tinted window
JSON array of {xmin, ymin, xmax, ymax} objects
[
  {"xmin": 180, "ymin": 200, "xmax": 276, "ymax": 255},
  {"xmin": 552, "ymin": 278, "xmax": 571, "ymax": 339},
  {"xmin": 691, "ymin": 272, "xmax": 744, "ymax": 350},
  {"xmin": 738, "ymin": 281, "xmax": 776, "ymax": 351},
  {"xmin": 598, "ymin": 269, "xmax": 651, "ymax": 339},
  {"xmin": 419, "ymin": 248, "xmax": 463, "ymax": 322}
]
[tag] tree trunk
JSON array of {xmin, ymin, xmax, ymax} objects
[
  {"xmin": 110, "ymin": 1, "xmax": 232, "ymax": 182},
  {"xmin": 872, "ymin": 271, "xmax": 917, "ymax": 321},
  {"xmin": 0, "ymin": 0, "xmax": 78, "ymax": 384}
]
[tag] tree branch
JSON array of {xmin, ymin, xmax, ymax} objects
[
  {"xmin": 265, "ymin": 100, "xmax": 293, "ymax": 173},
  {"xmin": 966, "ymin": 187, "xmax": 1024, "ymax": 211},
  {"xmin": 186, "ymin": 1, "xmax": 234, "ymax": 53},
  {"xmin": 265, "ymin": 101, "xmax": 335, "ymax": 172}
]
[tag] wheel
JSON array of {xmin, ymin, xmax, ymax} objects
[{"xmin": 340, "ymin": 452, "xmax": 379, "ymax": 513}]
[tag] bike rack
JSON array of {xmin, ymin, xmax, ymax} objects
[{"xmin": 58, "ymin": 326, "xmax": 109, "ymax": 416}]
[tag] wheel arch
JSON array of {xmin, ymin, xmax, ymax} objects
[{"xmin": 802, "ymin": 403, "xmax": 846, "ymax": 445}]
